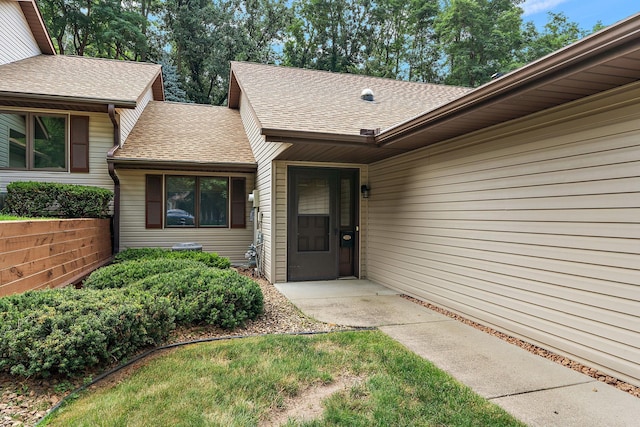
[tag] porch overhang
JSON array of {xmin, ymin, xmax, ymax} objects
[{"xmin": 263, "ymin": 128, "xmax": 411, "ymax": 164}]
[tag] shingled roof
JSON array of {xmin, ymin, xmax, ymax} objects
[
  {"xmin": 229, "ymin": 62, "xmax": 472, "ymax": 137},
  {"xmin": 0, "ymin": 55, "xmax": 163, "ymax": 110},
  {"xmin": 111, "ymin": 101, "xmax": 256, "ymax": 171}
]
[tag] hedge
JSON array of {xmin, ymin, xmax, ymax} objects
[
  {"xmin": 0, "ymin": 253, "xmax": 261, "ymax": 378},
  {"xmin": 0, "ymin": 287, "xmax": 175, "ymax": 377},
  {"xmin": 2, "ymin": 181, "xmax": 112, "ymax": 218},
  {"xmin": 132, "ymin": 267, "xmax": 263, "ymax": 328},
  {"xmin": 83, "ymin": 258, "xmax": 208, "ymax": 290},
  {"xmin": 114, "ymin": 247, "xmax": 231, "ymax": 269}
]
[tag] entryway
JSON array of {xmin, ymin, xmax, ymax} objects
[{"xmin": 287, "ymin": 166, "xmax": 359, "ymax": 281}]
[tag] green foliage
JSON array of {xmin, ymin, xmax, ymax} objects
[
  {"xmin": 37, "ymin": 0, "xmax": 159, "ymax": 61},
  {"xmin": 132, "ymin": 268, "xmax": 264, "ymax": 328},
  {"xmin": 114, "ymin": 247, "xmax": 231, "ymax": 269},
  {"xmin": 0, "ymin": 249, "xmax": 260, "ymax": 378},
  {"xmin": 435, "ymin": 0, "xmax": 524, "ymax": 87},
  {"xmin": 517, "ymin": 12, "xmax": 589, "ymax": 66},
  {"xmin": 0, "ymin": 287, "xmax": 175, "ymax": 378},
  {"xmin": 2, "ymin": 182, "xmax": 112, "ymax": 218},
  {"xmin": 83, "ymin": 258, "xmax": 208, "ymax": 290},
  {"xmin": 159, "ymin": 55, "xmax": 188, "ymax": 102},
  {"xmin": 86, "ymin": 255, "xmax": 261, "ymax": 328},
  {"xmin": 163, "ymin": 0, "xmax": 291, "ymax": 105}
]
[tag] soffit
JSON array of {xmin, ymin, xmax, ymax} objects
[{"xmin": 17, "ymin": 0, "xmax": 55, "ymax": 55}]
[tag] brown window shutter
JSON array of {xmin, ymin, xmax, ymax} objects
[
  {"xmin": 146, "ymin": 175, "xmax": 163, "ymax": 229},
  {"xmin": 70, "ymin": 115, "xmax": 89, "ymax": 172},
  {"xmin": 230, "ymin": 177, "xmax": 246, "ymax": 229}
]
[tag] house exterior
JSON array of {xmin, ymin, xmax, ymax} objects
[{"xmin": 1, "ymin": 0, "xmax": 638, "ymax": 387}]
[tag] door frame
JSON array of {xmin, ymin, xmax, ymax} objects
[{"xmin": 286, "ymin": 166, "xmax": 359, "ymax": 281}]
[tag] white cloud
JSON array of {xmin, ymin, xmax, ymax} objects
[{"xmin": 521, "ymin": 0, "xmax": 569, "ymax": 16}]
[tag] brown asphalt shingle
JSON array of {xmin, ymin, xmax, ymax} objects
[
  {"xmin": 0, "ymin": 55, "xmax": 160, "ymax": 104},
  {"xmin": 114, "ymin": 101, "xmax": 255, "ymax": 165},
  {"xmin": 230, "ymin": 61, "xmax": 472, "ymax": 136}
]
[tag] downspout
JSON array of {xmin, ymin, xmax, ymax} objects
[{"xmin": 107, "ymin": 104, "xmax": 120, "ymax": 254}]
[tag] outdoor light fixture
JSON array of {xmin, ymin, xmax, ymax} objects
[{"xmin": 361, "ymin": 184, "xmax": 370, "ymax": 198}]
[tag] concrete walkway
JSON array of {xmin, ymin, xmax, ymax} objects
[{"xmin": 275, "ymin": 279, "xmax": 640, "ymax": 427}]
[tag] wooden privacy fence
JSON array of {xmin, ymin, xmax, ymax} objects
[{"xmin": 0, "ymin": 219, "xmax": 112, "ymax": 297}]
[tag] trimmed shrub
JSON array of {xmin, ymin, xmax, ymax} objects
[
  {"xmin": 83, "ymin": 258, "xmax": 208, "ymax": 290},
  {"xmin": 133, "ymin": 268, "xmax": 263, "ymax": 328},
  {"xmin": 2, "ymin": 181, "xmax": 112, "ymax": 218},
  {"xmin": 0, "ymin": 287, "xmax": 175, "ymax": 378},
  {"xmin": 114, "ymin": 247, "xmax": 231, "ymax": 269}
]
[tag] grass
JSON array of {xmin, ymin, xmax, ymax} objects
[
  {"xmin": 0, "ymin": 214, "xmax": 52, "ymax": 221},
  {"xmin": 42, "ymin": 331, "xmax": 525, "ymax": 427}
]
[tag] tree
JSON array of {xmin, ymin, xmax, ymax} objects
[
  {"xmin": 517, "ymin": 12, "xmax": 589, "ymax": 65},
  {"xmin": 164, "ymin": 0, "xmax": 291, "ymax": 105},
  {"xmin": 235, "ymin": 0, "xmax": 291, "ymax": 63},
  {"xmin": 435, "ymin": 0, "xmax": 524, "ymax": 87},
  {"xmin": 283, "ymin": 0, "xmax": 372, "ymax": 73},
  {"xmin": 405, "ymin": 0, "xmax": 441, "ymax": 82},
  {"xmin": 159, "ymin": 55, "xmax": 189, "ymax": 102},
  {"xmin": 37, "ymin": 0, "xmax": 158, "ymax": 60}
]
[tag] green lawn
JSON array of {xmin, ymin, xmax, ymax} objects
[
  {"xmin": 0, "ymin": 214, "xmax": 51, "ymax": 221},
  {"xmin": 42, "ymin": 331, "xmax": 524, "ymax": 427}
]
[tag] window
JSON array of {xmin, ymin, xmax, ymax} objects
[
  {"xmin": 0, "ymin": 112, "xmax": 89, "ymax": 171},
  {"xmin": 146, "ymin": 174, "xmax": 246, "ymax": 229}
]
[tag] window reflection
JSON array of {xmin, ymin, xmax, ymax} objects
[{"xmin": 166, "ymin": 176, "xmax": 196, "ymax": 226}]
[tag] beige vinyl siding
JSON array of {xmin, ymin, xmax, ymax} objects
[
  {"xmin": 0, "ymin": 1, "xmax": 40, "ymax": 65},
  {"xmin": 239, "ymin": 92, "xmax": 290, "ymax": 282},
  {"xmin": 118, "ymin": 169, "xmax": 255, "ymax": 264},
  {"xmin": 367, "ymin": 85, "xmax": 640, "ymax": 387},
  {"xmin": 273, "ymin": 161, "xmax": 368, "ymax": 282},
  {"xmin": 119, "ymin": 88, "xmax": 153, "ymax": 145},
  {"xmin": 0, "ymin": 109, "xmax": 115, "ymax": 191}
]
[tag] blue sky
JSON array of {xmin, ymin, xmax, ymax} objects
[{"xmin": 521, "ymin": 0, "xmax": 640, "ymax": 30}]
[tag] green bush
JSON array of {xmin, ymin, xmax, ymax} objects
[
  {"xmin": 114, "ymin": 247, "xmax": 231, "ymax": 269},
  {"xmin": 133, "ymin": 268, "xmax": 263, "ymax": 328},
  {"xmin": 0, "ymin": 287, "xmax": 175, "ymax": 378},
  {"xmin": 2, "ymin": 181, "xmax": 112, "ymax": 218},
  {"xmin": 83, "ymin": 258, "xmax": 208, "ymax": 290}
]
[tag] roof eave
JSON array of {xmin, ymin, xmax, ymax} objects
[
  {"xmin": 0, "ymin": 91, "xmax": 137, "ymax": 109},
  {"xmin": 19, "ymin": 0, "xmax": 56, "ymax": 55},
  {"xmin": 262, "ymin": 128, "xmax": 377, "ymax": 147},
  {"xmin": 108, "ymin": 158, "xmax": 258, "ymax": 173},
  {"xmin": 376, "ymin": 12, "xmax": 640, "ymax": 145}
]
